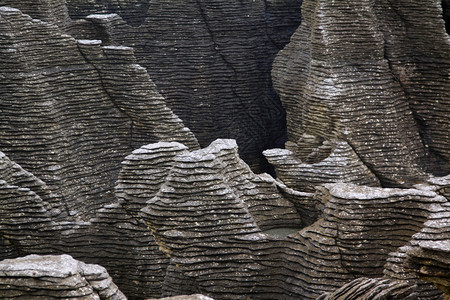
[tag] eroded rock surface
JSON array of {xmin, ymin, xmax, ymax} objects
[
  {"xmin": 76, "ymin": 0, "xmax": 302, "ymax": 171},
  {"xmin": 139, "ymin": 142, "xmax": 448, "ymax": 299},
  {"xmin": 0, "ymin": 6, "xmax": 198, "ymax": 220},
  {"xmin": 0, "ymin": 254, "xmax": 126, "ymax": 299},
  {"xmin": 404, "ymin": 177, "xmax": 450, "ymax": 298},
  {"xmin": 317, "ymin": 277, "xmax": 418, "ymax": 300},
  {"xmin": 0, "ymin": 0, "xmax": 449, "ymax": 300},
  {"xmin": 264, "ymin": 139, "xmax": 381, "ymax": 193},
  {"xmin": 272, "ymin": 0, "xmax": 450, "ymax": 186}
]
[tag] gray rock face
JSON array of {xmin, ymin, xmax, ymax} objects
[
  {"xmin": 272, "ymin": 0, "xmax": 450, "ymax": 186},
  {"xmin": 75, "ymin": 0, "xmax": 302, "ymax": 171},
  {"xmin": 138, "ymin": 142, "xmax": 447, "ymax": 298},
  {"xmin": 264, "ymin": 139, "xmax": 381, "ymax": 193},
  {"xmin": 0, "ymin": 6, "xmax": 198, "ymax": 220},
  {"xmin": 0, "ymin": 254, "xmax": 126, "ymax": 299},
  {"xmin": 0, "ymin": 0, "xmax": 449, "ymax": 300},
  {"xmin": 404, "ymin": 176, "xmax": 450, "ymax": 298},
  {"xmin": 317, "ymin": 277, "xmax": 419, "ymax": 300},
  {"xmin": 139, "ymin": 139, "xmax": 302, "ymax": 232},
  {"xmin": 0, "ymin": 149, "xmax": 169, "ymax": 298}
]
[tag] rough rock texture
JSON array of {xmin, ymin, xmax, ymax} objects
[
  {"xmin": 403, "ymin": 176, "xmax": 450, "ymax": 298},
  {"xmin": 316, "ymin": 277, "xmax": 418, "ymax": 300},
  {"xmin": 0, "ymin": 150, "xmax": 169, "ymax": 298},
  {"xmin": 138, "ymin": 139, "xmax": 302, "ymax": 232},
  {"xmin": 139, "ymin": 141, "xmax": 447, "ymax": 299},
  {"xmin": 0, "ymin": 254, "xmax": 126, "ymax": 299},
  {"xmin": 263, "ymin": 139, "xmax": 381, "ymax": 193},
  {"xmin": 0, "ymin": 6, "xmax": 198, "ymax": 220},
  {"xmin": 66, "ymin": 0, "xmax": 150, "ymax": 26},
  {"xmin": 115, "ymin": 142, "xmax": 190, "ymax": 216},
  {"xmin": 272, "ymin": 0, "xmax": 450, "ymax": 186},
  {"xmin": 0, "ymin": 0, "xmax": 449, "ymax": 300},
  {"xmin": 0, "ymin": 6, "xmax": 200, "ymax": 298},
  {"xmin": 383, "ymin": 245, "xmax": 442, "ymax": 299},
  {"xmin": 75, "ymin": 0, "xmax": 302, "ymax": 171},
  {"xmin": 0, "ymin": 0, "xmax": 71, "ymax": 29}
]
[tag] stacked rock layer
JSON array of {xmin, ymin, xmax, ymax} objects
[
  {"xmin": 0, "ymin": 0, "xmax": 449, "ymax": 300},
  {"xmin": 0, "ymin": 254, "xmax": 126, "ymax": 299},
  {"xmin": 272, "ymin": 0, "xmax": 450, "ymax": 186},
  {"xmin": 140, "ymin": 140, "xmax": 448, "ymax": 299},
  {"xmin": 77, "ymin": 0, "xmax": 302, "ymax": 171},
  {"xmin": 0, "ymin": 6, "xmax": 198, "ymax": 220}
]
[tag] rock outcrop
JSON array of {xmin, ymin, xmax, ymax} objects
[
  {"xmin": 139, "ymin": 142, "xmax": 447, "ymax": 299},
  {"xmin": 75, "ymin": 0, "xmax": 302, "ymax": 171},
  {"xmin": 0, "ymin": 254, "xmax": 126, "ymax": 299},
  {"xmin": 272, "ymin": 0, "xmax": 450, "ymax": 186},
  {"xmin": 0, "ymin": 149, "xmax": 169, "ymax": 298},
  {"xmin": 403, "ymin": 176, "xmax": 450, "ymax": 299},
  {"xmin": 0, "ymin": 6, "xmax": 198, "ymax": 220},
  {"xmin": 0, "ymin": 0, "xmax": 449, "ymax": 300},
  {"xmin": 263, "ymin": 139, "xmax": 381, "ymax": 193},
  {"xmin": 317, "ymin": 277, "xmax": 418, "ymax": 300}
]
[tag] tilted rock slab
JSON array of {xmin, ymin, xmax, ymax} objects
[
  {"xmin": 0, "ymin": 6, "xmax": 198, "ymax": 220},
  {"xmin": 0, "ymin": 254, "xmax": 126, "ymax": 299},
  {"xmin": 272, "ymin": 0, "xmax": 450, "ymax": 185}
]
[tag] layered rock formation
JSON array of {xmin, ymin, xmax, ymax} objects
[
  {"xmin": 263, "ymin": 139, "xmax": 381, "ymax": 193},
  {"xmin": 0, "ymin": 254, "xmax": 126, "ymax": 299},
  {"xmin": 272, "ymin": 0, "xmax": 450, "ymax": 186},
  {"xmin": 140, "ymin": 155, "xmax": 448, "ymax": 298},
  {"xmin": 74, "ymin": 0, "xmax": 302, "ymax": 170},
  {"xmin": 0, "ymin": 5, "xmax": 198, "ymax": 220},
  {"xmin": 403, "ymin": 176, "xmax": 450, "ymax": 299},
  {"xmin": 0, "ymin": 0, "xmax": 449, "ymax": 299},
  {"xmin": 0, "ymin": 149, "xmax": 169, "ymax": 298},
  {"xmin": 317, "ymin": 277, "xmax": 418, "ymax": 300}
]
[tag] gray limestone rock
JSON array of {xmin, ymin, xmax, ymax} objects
[
  {"xmin": 0, "ymin": 6, "xmax": 198, "ymax": 220},
  {"xmin": 263, "ymin": 139, "xmax": 381, "ymax": 193},
  {"xmin": 403, "ymin": 177, "xmax": 450, "ymax": 298},
  {"xmin": 0, "ymin": 1, "xmax": 449, "ymax": 300},
  {"xmin": 139, "ymin": 142, "xmax": 447, "ymax": 299},
  {"xmin": 272, "ymin": 0, "xmax": 450, "ymax": 186},
  {"xmin": 0, "ymin": 254, "xmax": 126, "ymax": 299},
  {"xmin": 76, "ymin": 0, "xmax": 302, "ymax": 171},
  {"xmin": 317, "ymin": 277, "xmax": 419, "ymax": 300}
]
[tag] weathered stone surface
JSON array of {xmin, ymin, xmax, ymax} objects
[
  {"xmin": 0, "ymin": 0, "xmax": 71, "ymax": 29},
  {"xmin": 0, "ymin": 150, "xmax": 169, "ymax": 298},
  {"xmin": 115, "ymin": 142, "xmax": 190, "ymax": 216},
  {"xmin": 264, "ymin": 139, "xmax": 381, "ymax": 193},
  {"xmin": 0, "ymin": 254, "xmax": 126, "ymax": 299},
  {"xmin": 402, "ymin": 176, "xmax": 450, "ymax": 298},
  {"xmin": 139, "ymin": 141, "xmax": 447, "ymax": 299},
  {"xmin": 0, "ymin": 6, "xmax": 198, "ymax": 220},
  {"xmin": 139, "ymin": 139, "xmax": 302, "ymax": 232},
  {"xmin": 272, "ymin": 0, "xmax": 450, "ymax": 186},
  {"xmin": 317, "ymin": 277, "xmax": 418, "ymax": 300},
  {"xmin": 66, "ymin": 0, "xmax": 150, "ymax": 26},
  {"xmin": 75, "ymin": 0, "xmax": 302, "ymax": 171},
  {"xmin": 0, "ymin": 1, "xmax": 449, "ymax": 300},
  {"xmin": 383, "ymin": 245, "xmax": 442, "ymax": 299}
]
